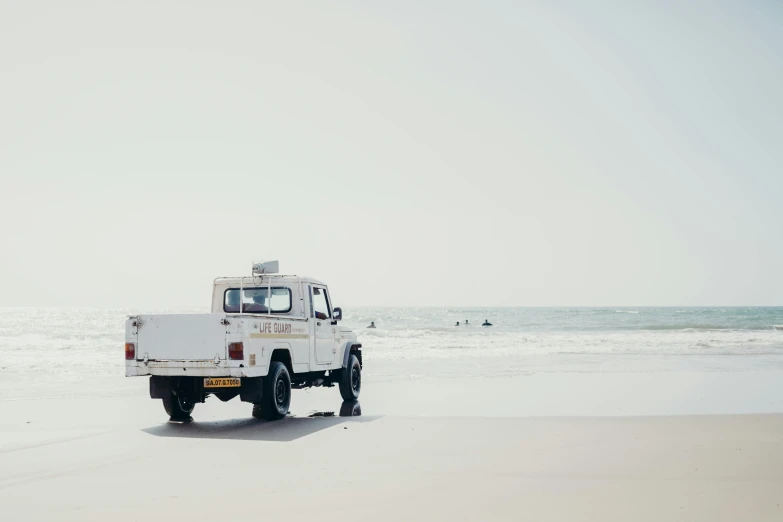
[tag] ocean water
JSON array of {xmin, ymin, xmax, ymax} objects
[
  {"xmin": 343, "ymin": 307, "xmax": 783, "ymax": 358},
  {"xmin": 346, "ymin": 307, "xmax": 783, "ymax": 332},
  {"xmin": 1, "ymin": 307, "xmax": 782, "ymax": 399}
]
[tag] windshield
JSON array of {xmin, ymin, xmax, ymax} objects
[{"xmin": 224, "ymin": 287, "xmax": 292, "ymax": 314}]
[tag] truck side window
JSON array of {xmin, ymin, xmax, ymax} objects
[
  {"xmin": 322, "ymin": 288, "xmax": 332, "ymax": 317},
  {"xmin": 312, "ymin": 287, "xmax": 331, "ymax": 320}
]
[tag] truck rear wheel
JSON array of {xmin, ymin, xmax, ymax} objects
[
  {"xmin": 339, "ymin": 354, "xmax": 362, "ymax": 401},
  {"xmin": 252, "ymin": 361, "xmax": 291, "ymax": 421},
  {"xmin": 163, "ymin": 392, "xmax": 195, "ymax": 421}
]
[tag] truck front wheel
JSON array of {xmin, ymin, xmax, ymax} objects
[
  {"xmin": 252, "ymin": 361, "xmax": 291, "ymax": 421},
  {"xmin": 163, "ymin": 392, "xmax": 195, "ymax": 421},
  {"xmin": 339, "ymin": 354, "xmax": 362, "ymax": 401}
]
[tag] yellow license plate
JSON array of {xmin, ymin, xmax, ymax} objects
[{"xmin": 204, "ymin": 378, "xmax": 241, "ymax": 388}]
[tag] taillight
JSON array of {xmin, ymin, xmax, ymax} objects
[
  {"xmin": 125, "ymin": 343, "xmax": 136, "ymax": 360},
  {"xmin": 228, "ymin": 342, "xmax": 244, "ymax": 360}
]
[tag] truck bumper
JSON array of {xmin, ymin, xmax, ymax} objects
[{"xmin": 149, "ymin": 375, "xmax": 263, "ymax": 403}]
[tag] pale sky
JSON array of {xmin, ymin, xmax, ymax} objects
[{"xmin": 1, "ymin": 1, "xmax": 781, "ymax": 308}]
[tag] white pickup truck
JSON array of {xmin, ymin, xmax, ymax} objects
[{"xmin": 125, "ymin": 261, "xmax": 363, "ymax": 421}]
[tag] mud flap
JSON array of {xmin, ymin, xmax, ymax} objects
[
  {"xmin": 240, "ymin": 377, "xmax": 263, "ymax": 403},
  {"xmin": 149, "ymin": 376, "xmax": 172, "ymax": 399}
]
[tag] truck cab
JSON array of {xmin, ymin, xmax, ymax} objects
[{"xmin": 125, "ymin": 261, "xmax": 363, "ymax": 421}]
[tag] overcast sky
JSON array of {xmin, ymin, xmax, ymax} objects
[{"xmin": 1, "ymin": 1, "xmax": 781, "ymax": 308}]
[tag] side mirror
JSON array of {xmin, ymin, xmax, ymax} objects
[{"xmin": 332, "ymin": 307, "xmax": 342, "ymax": 321}]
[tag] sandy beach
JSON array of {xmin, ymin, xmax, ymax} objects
[
  {"xmin": 2, "ymin": 305, "xmax": 782, "ymax": 522},
  {"xmin": 2, "ymin": 374, "xmax": 782, "ymax": 522}
]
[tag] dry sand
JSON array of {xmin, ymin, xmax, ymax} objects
[{"xmin": 1, "ymin": 377, "xmax": 782, "ymax": 521}]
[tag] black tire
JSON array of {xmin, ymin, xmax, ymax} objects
[
  {"xmin": 339, "ymin": 354, "xmax": 361, "ymax": 401},
  {"xmin": 163, "ymin": 392, "xmax": 195, "ymax": 420},
  {"xmin": 252, "ymin": 361, "xmax": 291, "ymax": 421}
]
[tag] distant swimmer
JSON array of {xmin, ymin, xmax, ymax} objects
[
  {"xmin": 482, "ymin": 319, "xmax": 492, "ymax": 327},
  {"xmin": 465, "ymin": 319, "xmax": 469, "ymax": 325},
  {"xmin": 455, "ymin": 321, "xmax": 460, "ymax": 326},
  {"xmin": 367, "ymin": 321, "xmax": 376, "ymax": 329}
]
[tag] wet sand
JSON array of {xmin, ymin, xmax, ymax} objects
[{"xmin": 1, "ymin": 376, "xmax": 782, "ymax": 521}]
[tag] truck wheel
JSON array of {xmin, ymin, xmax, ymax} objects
[
  {"xmin": 339, "ymin": 354, "xmax": 362, "ymax": 401},
  {"xmin": 163, "ymin": 392, "xmax": 195, "ymax": 420},
  {"xmin": 252, "ymin": 361, "xmax": 291, "ymax": 421}
]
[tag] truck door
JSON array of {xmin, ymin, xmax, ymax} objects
[{"xmin": 311, "ymin": 285, "xmax": 336, "ymax": 365}]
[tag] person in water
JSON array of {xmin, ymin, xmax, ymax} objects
[
  {"xmin": 455, "ymin": 321, "xmax": 460, "ymax": 326},
  {"xmin": 367, "ymin": 321, "xmax": 376, "ymax": 329},
  {"xmin": 465, "ymin": 319, "xmax": 469, "ymax": 325},
  {"xmin": 482, "ymin": 319, "xmax": 492, "ymax": 326}
]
